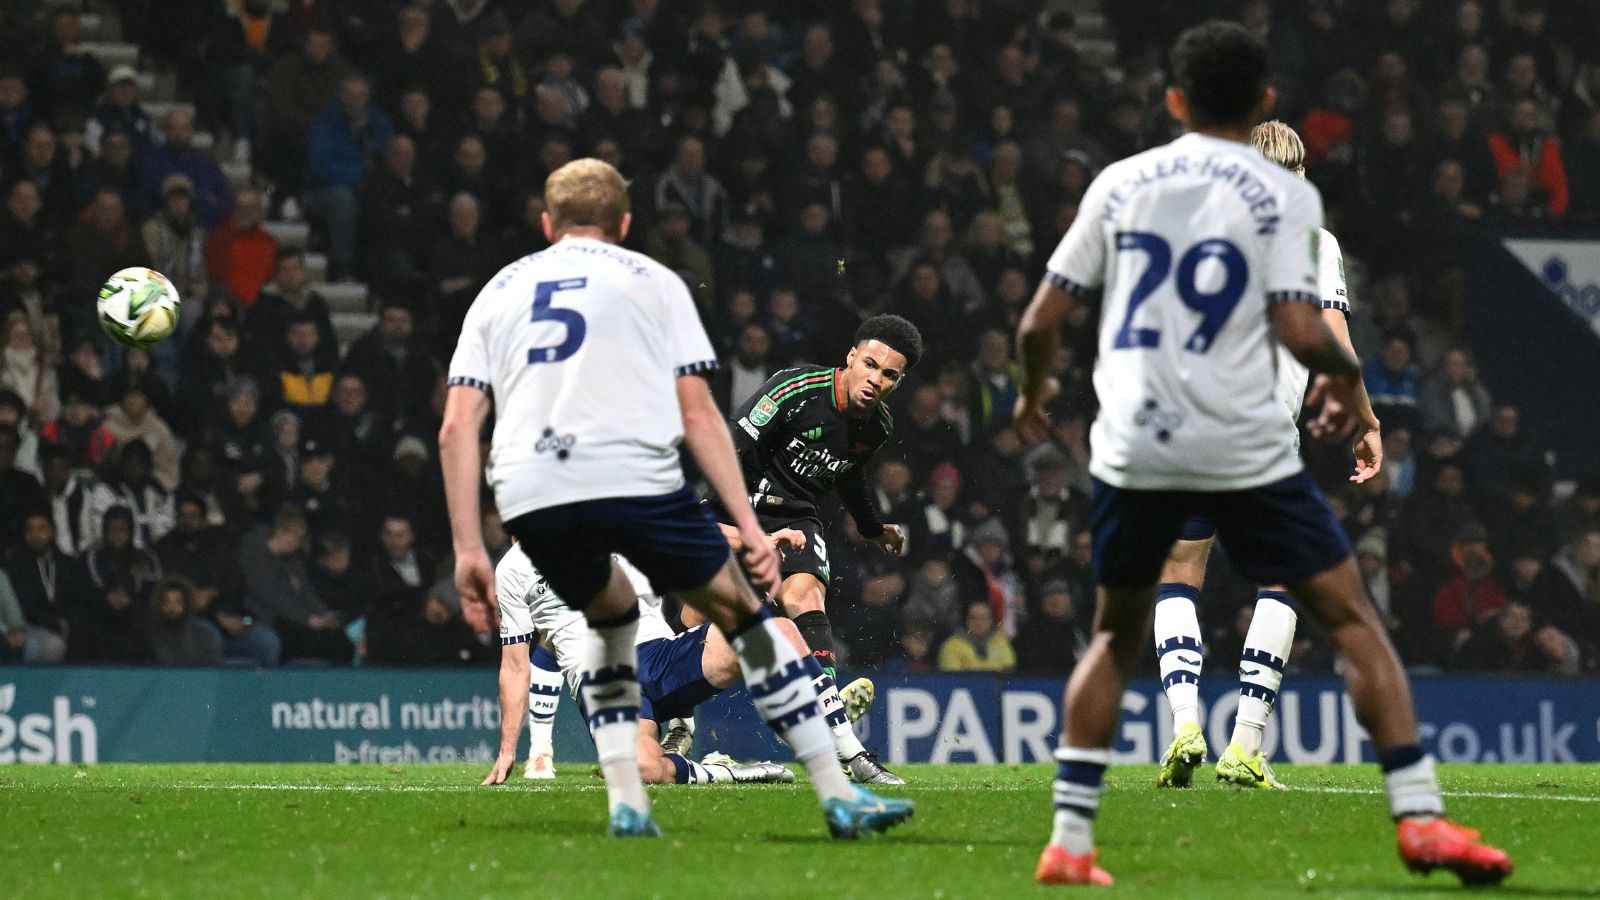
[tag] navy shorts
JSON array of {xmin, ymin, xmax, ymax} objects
[
  {"xmin": 503, "ymin": 486, "xmax": 731, "ymax": 608},
  {"xmin": 1179, "ymin": 516, "xmax": 1217, "ymax": 541},
  {"xmin": 637, "ymin": 625, "xmax": 719, "ymax": 724},
  {"xmin": 1090, "ymin": 471, "xmax": 1350, "ymax": 588}
]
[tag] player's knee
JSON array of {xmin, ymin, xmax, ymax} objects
[
  {"xmin": 778, "ymin": 576, "xmax": 826, "ymax": 615},
  {"xmin": 1159, "ymin": 538, "xmax": 1213, "ymax": 585}
]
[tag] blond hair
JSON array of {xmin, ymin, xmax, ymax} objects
[
  {"xmin": 1250, "ymin": 120, "xmax": 1306, "ymax": 176},
  {"xmin": 544, "ymin": 158, "xmax": 630, "ymax": 239}
]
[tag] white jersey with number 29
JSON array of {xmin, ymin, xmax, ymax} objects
[
  {"xmin": 1046, "ymin": 132, "xmax": 1326, "ymax": 491},
  {"xmin": 447, "ymin": 237, "xmax": 719, "ymax": 520}
]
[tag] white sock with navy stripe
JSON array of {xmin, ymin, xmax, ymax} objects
[
  {"xmin": 528, "ymin": 644, "xmax": 564, "ymax": 757},
  {"xmin": 666, "ymin": 753, "xmax": 716, "ymax": 784},
  {"xmin": 1154, "ymin": 584, "xmax": 1204, "ymax": 730},
  {"xmin": 1380, "ymin": 745, "xmax": 1445, "ymax": 819},
  {"xmin": 578, "ymin": 608, "xmax": 648, "ymax": 816},
  {"xmin": 1231, "ymin": 591, "xmax": 1297, "ymax": 756},
  {"xmin": 1050, "ymin": 746, "xmax": 1109, "ymax": 854},
  {"xmin": 730, "ymin": 606, "xmax": 854, "ymax": 803},
  {"xmin": 814, "ymin": 670, "xmax": 866, "ymax": 760}
]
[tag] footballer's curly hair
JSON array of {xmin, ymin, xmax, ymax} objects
[
  {"xmin": 1170, "ymin": 20, "xmax": 1269, "ymax": 129},
  {"xmin": 854, "ymin": 314, "xmax": 924, "ymax": 369}
]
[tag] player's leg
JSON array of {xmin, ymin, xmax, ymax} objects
[
  {"xmin": 1223, "ymin": 474, "xmax": 1511, "ymax": 884},
  {"xmin": 525, "ymin": 640, "xmax": 563, "ymax": 780},
  {"xmin": 1038, "ymin": 482, "xmax": 1184, "ymax": 886},
  {"xmin": 1216, "ymin": 586, "xmax": 1296, "ymax": 789},
  {"xmin": 1153, "ymin": 520, "xmax": 1212, "ymax": 788},
  {"xmin": 620, "ymin": 488, "xmax": 910, "ymax": 837}
]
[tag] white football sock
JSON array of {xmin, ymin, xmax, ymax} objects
[
  {"xmin": 1050, "ymin": 746, "xmax": 1109, "ymax": 855},
  {"xmin": 1383, "ymin": 752, "xmax": 1445, "ymax": 819},
  {"xmin": 1232, "ymin": 591, "xmax": 1297, "ymax": 756},
  {"xmin": 1154, "ymin": 586, "xmax": 1204, "ymax": 730},
  {"xmin": 815, "ymin": 671, "xmax": 867, "ymax": 760},
  {"xmin": 731, "ymin": 609, "xmax": 854, "ymax": 803},
  {"xmin": 666, "ymin": 753, "xmax": 715, "ymax": 784},
  {"xmin": 528, "ymin": 646, "xmax": 564, "ymax": 756},
  {"xmin": 577, "ymin": 609, "xmax": 648, "ymax": 815}
]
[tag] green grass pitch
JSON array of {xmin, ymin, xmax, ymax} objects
[{"xmin": 4, "ymin": 763, "xmax": 1598, "ymax": 899}]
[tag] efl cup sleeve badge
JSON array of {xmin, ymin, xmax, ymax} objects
[{"xmin": 749, "ymin": 394, "xmax": 779, "ymax": 428}]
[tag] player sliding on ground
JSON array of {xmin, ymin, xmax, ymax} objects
[
  {"xmin": 483, "ymin": 544, "xmax": 794, "ymax": 787},
  {"xmin": 441, "ymin": 158, "xmax": 911, "ymax": 838},
  {"xmin": 1153, "ymin": 119, "xmax": 1384, "ymax": 792},
  {"xmin": 715, "ymin": 314, "xmax": 926, "ymax": 785},
  {"xmin": 1014, "ymin": 20, "xmax": 1510, "ymax": 888}
]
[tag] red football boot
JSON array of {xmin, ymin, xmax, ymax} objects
[
  {"xmin": 1035, "ymin": 845, "xmax": 1114, "ymax": 886},
  {"xmin": 1397, "ymin": 817, "xmax": 1513, "ymax": 886}
]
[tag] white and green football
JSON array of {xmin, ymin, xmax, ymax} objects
[{"xmin": 97, "ymin": 267, "xmax": 181, "ymax": 349}]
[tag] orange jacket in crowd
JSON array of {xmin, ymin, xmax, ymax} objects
[
  {"xmin": 1489, "ymin": 132, "xmax": 1569, "ymax": 217},
  {"xmin": 206, "ymin": 218, "xmax": 279, "ymax": 307}
]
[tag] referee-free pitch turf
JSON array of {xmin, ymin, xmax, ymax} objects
[{"xmin": 4, "ymin": 763, "xmax": 1597, "ymax": 899}]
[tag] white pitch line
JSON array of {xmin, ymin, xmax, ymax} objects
[
  {"xmin": 144, "ymin": 783, "xmax": 1600, "ymax": 802},
  {"xmin": 1299, "ymin": 785, "xmax": 1600, "ymax": 803}
]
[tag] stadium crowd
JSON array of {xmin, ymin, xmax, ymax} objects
[{"xmin": 0, "ymin": 0, "xmax": 1597, "ymax": 676}]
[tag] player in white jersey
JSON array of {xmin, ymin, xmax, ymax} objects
[
  {"xmin": 1150, "ymin": 120, "xmax": 1385, "ymax": 793},
  {"xmin": 484, "ymin": 544, "xmax": 794, "ymax": 786},
  {"xmin": 440, "ymin": 159, "xmax": 910, "ymax": 838},
  {"xmin": 1013, "ymin": 21, "xmax": 1508, "ymax": 888}
]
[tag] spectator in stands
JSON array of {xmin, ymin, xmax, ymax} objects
[
  {"xmin": 1016, "ymin": 580, "xmax": 1086, "ymax": 675},
  {"xmin": 0, "ymin": 389, "xmax": 41, "ymax": 478},
  {"xmin": 2, "ymin": 177, "xmax": 63, "ymax": 281},
  {"xmin": 101, "ymin": 383, "xmax": 180, "ymax": 490},
  {"xmin": 87, "ymin": 437, "xmax": 176, "ymax": 548},
  {"xmin": 31, "ymin": 10, "xmax": 106, "ymax": 118},
  {"xmin": 237, "ymin": 504, "xmax": 351, "ymax": 664},
  {"xmin": 307, "ymin": 73, "xmax": 393, "ymax": 281},
  {"xmin": 1419, "ymin": 346, "xmax": 1492, "ymax": 438},
  {"xmin": 373, "ymin": 513, "xmax": 434, "ymax": 594},
  {"xmin": 142, "ymin": 174, "xmax": 210, "ymax": 306},
  {"xmin": 937, "ymin": 601, "xmax": 1016, "ymax": 673},
  {"xmin": 156, "ymin": 491, "xmax": 276, "ymax": 667},
  {"xmin": 1363, "ymin": 333, "xmax": 1421, "ymax": 431},
  {"xmin": 381, "ymin": 580, "xmax": 494, "ymax": 666},
  {"xmin": 1489, "ymin": 97, "xmax": 1568, "ymax": 218},
  {"xmin": 1555, "ymin": 474, "xmax": 1600, "ymax": 539},
  {"xmin": 1454, "ymin": 601, "xmax": 1579, "ymax": 674},
  {"xmin": 208, "ymin": 0, "xmax": 292, "ymax": 158},
  {"xmin": 83, "ymin": 129, "xmax": 139, "ymax": 212},
  {"xmin": 648, "ymin": 203, "xmax": 717, "ymax": 309},
  {"xmin": 1568, "ymin": 107, "xmax": 1600, "ymax": 222},
  {"xmin": 180, "ymin": 319, "xmax": 259, "ymax": 433},
  {"xmin": 85, "ymin": 66, "xmax": 153, "ymax": 158},
  {"xmin": 247, "ymin": 253, "xmax": 332, "ymax": 360},
  {"xmin": 655, "ymin": 135, "xmax": 728, "ymax": 247},
  {"xmin": 57, "ymin": 337, "xmax": 115, "ymax": 410},
  {"xmin": 429, "ymin": 192, "xmax": 500, "ymax": 347},
  {"xmin": 308, "ymin": 529, "xmax": 374, "ymax": 628},
  {"xmin": 205, "ymin": 188, "xmax": 277, "ymax": 307},
  {"xmin": 2, "ymin": 311, "xmax": 58, "ymax": 425},
  {"xmin": 900, "ymin": 554, "xmax": 960, "ymax": 638},
  {"xmin": 342, "ymin": 296, "xmax": 436, "ymax": 423},
  {"xmin": 0, "ymin": 69, "xmax": 32, "ymax": 160},
  {"xmin": 273, "ymin": 313, "xmax": 336, "ymax": 414},
  {"xmin": 262, "ymin": 24, "xmax": 348, "ymax": 214},
  {"xmin": 0, "ymin": 425, "xmax": 45, "ymax": 548},
  {"xmin": 360, "ymin": 135, "xmax": 437, "ymax": 280},
  {"xmin": 288, "ymin": 436, "xmax": 355, "ymax": 541},
  {"xmin": 0, "ymin": 568, "xmax": 30, "ymax": 663},
  {"xmin": 146, "ymin": 576, "xmax": 224, "ymax": 666},
  {"xmin": 323, "ymin": 372, "xmax": 387, "ymax": 471},
  {"xmin": 140, "ymin": 108, "xmax": 232, "ymax": 228},
  {"xmin": 70, "ymin": 189, "xmax": 151, "ymax": 298},
  {"xmin": 365, "ymin": 6, "xmax": 438, "ymax": 113},
  {"xmin": 76, "ymin": 506, "xmax": 160, "ymax": 662},
  {"xmin": 385, "ymin": 433, "xmax": 448, "ymax": 555},
  {"xmin": 41, "ymin": 391, "xmax": 116, "ymax": 471},
  {"xmin": 712, "ymin": 322, "xmax": 772, "ymax": 411},
  {"xmin": 1465, "ymin": 402, "xmax": 1548, "ymax": 504},
  {"xmin": 1541, "ymin": 527, "xmax": 1600, "ymax": 668},
  {"xmin": 6, "ymin": 510, "xmax": 92, "ymax": 663},
  {"xmin": 1431, "ymin": 521, "xmax": 1508, "ymax": 662}
]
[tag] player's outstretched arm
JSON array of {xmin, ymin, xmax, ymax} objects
[
  {"xmin": 1317, "ymin": 309, "xmax": 1383, "ymax": 482},
  {"xmin": 1014, "ymin": 279, "xmax": 1078, "ymax": 441},
  {"xmin": 677, "ymin": 375, "xmax": 780, "ymax": 593},
  {"xmin": 1270, "ymin": 302, "xmax": 1362, "ymax": 437},
  {"xmin": 439, "ymin": 385, "xmax": 497, "ymax": 622},
  {"xmin": 485, "ymin": 641, "xmax": 531, "ymax": 785}
]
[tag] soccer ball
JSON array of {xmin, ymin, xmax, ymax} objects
[{"xmin": 98, "ymin": 267, "xmax": 181, "ymax": 349}]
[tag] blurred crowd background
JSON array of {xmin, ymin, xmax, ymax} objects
[{"xmin": 1, "ymin": 0, "xmax": 1597, "ymax": 677}]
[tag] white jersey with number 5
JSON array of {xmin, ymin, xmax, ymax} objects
[
  {"xmin": 1274, "ymin": 228, "xmax": 1350, "ymax": 422},
  {"xmin": 447, "ymin": 237, "xmax": 718, "ymax": 519},
  {"xmin": 1045, "ymin": 132, "xmax": 1325, "ymax": 491}
]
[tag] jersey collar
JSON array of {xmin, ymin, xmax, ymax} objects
[{"xmin": 832, "ymin": 368, "xmax": 847, "ymax": 413}]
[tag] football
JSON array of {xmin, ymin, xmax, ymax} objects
[{"xmin": 97, "ymin": 266, "xmax": 182, "ymax": 349}]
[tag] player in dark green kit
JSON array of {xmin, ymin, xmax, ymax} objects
[{"xmin": 719, "ymin": 315, "xmax": 921, "ymax": 785}]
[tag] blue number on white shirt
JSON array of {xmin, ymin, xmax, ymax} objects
[
  {"xmin": 528, "ymin": 278, "xmax": 588, "ymax": 365},
  {"xmin": 1111, "ymin": 234, "xmax": 1248, "ymax": 354},
  {"xmin": 1112, "ymin": 231, "xmax": 1168, "ymax": 349}
]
